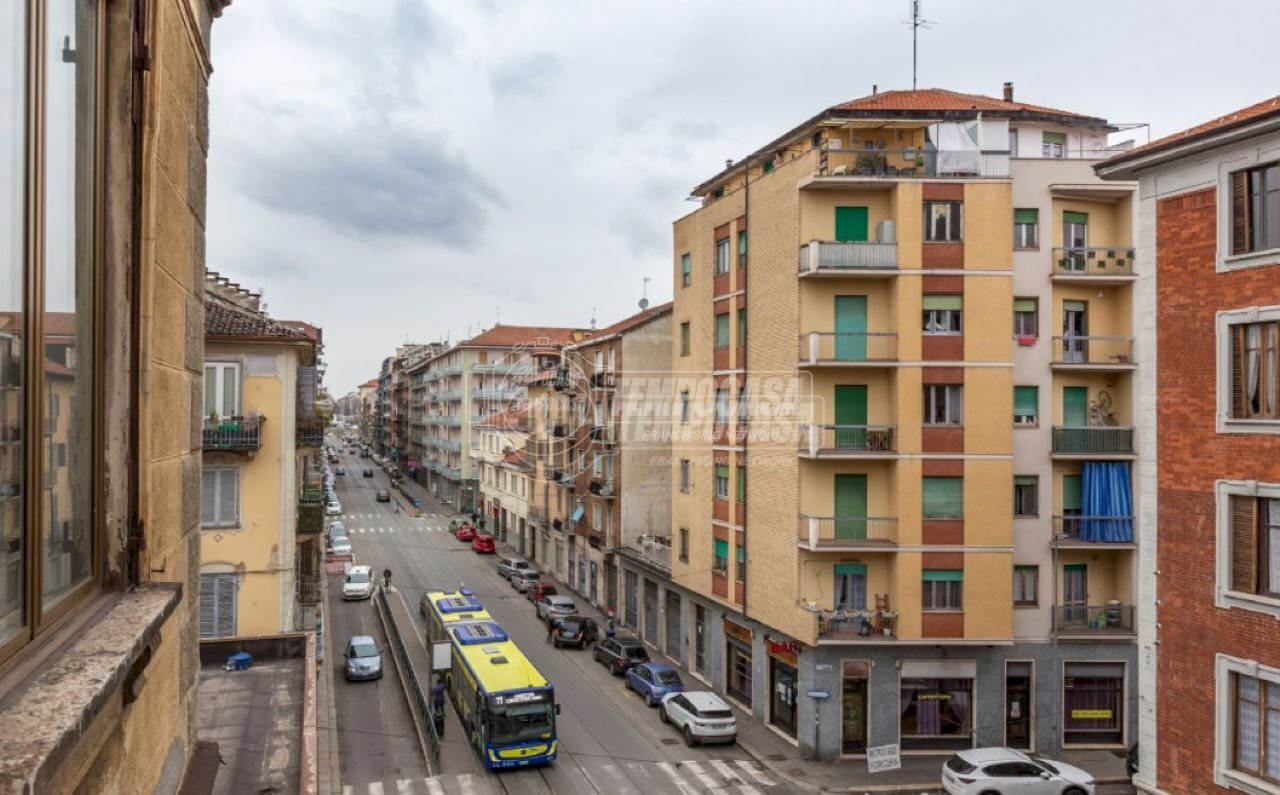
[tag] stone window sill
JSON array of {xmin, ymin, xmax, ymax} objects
[{"xmin": 0, "ymin": 585, "xmax": 182, "ymax": 793}]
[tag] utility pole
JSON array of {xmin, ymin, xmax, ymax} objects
[{"xmin": 904, "ymin": 0, "xmax": 936, "ymax": 91}]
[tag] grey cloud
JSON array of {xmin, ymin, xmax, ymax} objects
[
  {"xmin": 669, "ymin": 119, "xmax": 720, "ymax": 139},
  {"xmin": 491, "ymin": 54, "xmax": 562, "ymax": 99},
  {"xmin": 238, "ymin": 130, "xmax": 503, "ymax": 249}
]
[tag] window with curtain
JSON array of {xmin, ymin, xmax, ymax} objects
[
  {"xmin": 714, "ymin": 464, "xmax": 729, "ymax": 500},
  {"xmin": 1013, "ymin": 208, "xmax": 1038, "ymax": 248},
  {"xmin": 1013, "ymin": 566, "xmax": 1038, "ymax": 606},
  {"xmin": 715, "ymin": 314, "xmax": 730, "ymax": 349},
  {"xmin": 923, "ymin": 295, "xmax": 963, "ymax": 334},
  {"xmin": 1230, "ymin": 321, "xmax": 1279, "ymax": 419},
  {"xmin": 923, "ymin": 384, "xmax": 963, "ymax": 425},
  {"xmin": 680, "ymin": 253, "xmax": 691, "ymax": 287},
  {"xmin": 1013, "ymin": 476, "xmax": 1038, "ymax": 517},
  {"xmin": 737, "ymin": 230, "xmax": 747, "ymax": 267},
  {"xmin": 1231, "ymin": 672, "xmax": 1280, "ymax": 785},
  {"xmin": 899, "ymin": 677, "xmax": 973, "ymax": 749},
  {"xmin": 923, "ymin": 477, "xmax": 963, "ymax": 519},
  {"xmin": 715, "ymin": 238, "xmax": 730, "ymax": 275},
  {"xmin": 1013, "ymin": 298, "xmax": 1038, "ymax": 337},
  {"xmin": 922, "ymin": 569, "xmax": 963, "ymax": 610},
  {"xmin": 1228, "ymin": 494, "xmax": 1280, "ymax": 598},
  {"xmin": 1231, "ymin": 162, "xmax": 1280, "ymax": 255},
  {"xmin": 1042, "ymin": 131, "xmax": 1066, "ymax": 158},
  {"xmin": 713, "ymin": 539, "xmax": 728, "ymax": 574},
  {"xmin": 1014, "ymin": 386, "xmax": 1038, "ymax": 426},
  {"xmin": 923, "ymin": 202, "xmax": 963, "ymax": 241}
]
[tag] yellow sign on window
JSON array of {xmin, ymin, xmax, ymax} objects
[{"xmin": 1071, "ymin": 709, "xmax": 1112, "ymax": 719}]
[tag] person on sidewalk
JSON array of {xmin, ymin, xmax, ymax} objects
[
  {"xmin": 382, "ymin": 568, "xmax": 392, "ymax": 590},
  {"xmin": 605, "ymin": 616, "xmax": 616, "ymax": 640},
  {"xmin": 431, "ymin": 678, "xmax": 447, "ymax": 737}
]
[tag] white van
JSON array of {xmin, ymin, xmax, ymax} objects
[{"xmin": 343, "ymin": 565, "xmax": 374, "ymax": 600}]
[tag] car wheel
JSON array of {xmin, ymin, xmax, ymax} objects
[
  {"xmin": 683, "ymin": 725, "xmax": 697, "ymax": 747},
  {"xmin": 1062, "ymin": 789, "xmax": 1087, "ymax": 795},
  {"xmin": 646, "ymin": 691, "xmax": 657, "ymax": 707},
  {"xmin": 659, "ymin": 705, "xmax": 669, "ymax": 723}
]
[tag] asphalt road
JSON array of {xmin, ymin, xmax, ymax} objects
[{"xmin": 325, "ymin": 447, "xmax": 802, "ymax": 795}]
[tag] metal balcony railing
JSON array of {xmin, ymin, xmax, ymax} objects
[
  {"xmin": 297, "ymin": 575, "xmax": 323, "ymax": 605},
  {"xmin": 626, "ymin": 535, "xmax": 671, "ymax": 573},
  {"xmin": 1052, "ymin": 247, "xmax": 1136, "ymax": 277},
  {"xmin": 1050, "ymin": 336, "xmax": 1135, "ymax": 366},
  {"xmin": 589, "ymin": 478, "xmax": 616, "ymax": 498},
  {"xmin": 798, "ymin": 515, "xmax": 898, "ymax": 548},
  {"xmin": 799, "ymin": 241, "xmax": 898, "ymax": 273},
  {"xmin": 589, "ymin": 426, "xmax": 615, "ymax": 443},
  {"xmin": 299, "ymin": 486, "xmax": 324, "ymax": 506},
  {"xmin": 799, "ymin": 424, "xmax": 896, "ymax": 456},
  {"xmin": 1051, "ymin": 426, "xmax": 1135, "ymax": 455},
  {"xmin": 203, "ymin": 416, "xmax": 263, "ymax": 451},
  {"xmin": 591, "ymin": 371, "xmax": 616, "ymax": 389},
  {"xmin": 296, "ymin": 418, "xmax": 324, "ymax": 448},
  {"xmin": 817, "ymin": 609, "xmax": 897, "ymax": 640},
  {"xmin": 798, "ymin": 332, "xmax": 898, "ymax": 365},
  {"xmin": 819, "ymin": 148, "xmax": 1009, "ymax": 179},
  {"xmin": 1053, "ymin": 515, "xmax": 1135, "ymax": 543},
  {"xmin": 1054, "ymin": 604, "xmax": 1135, "ymax": 635}
]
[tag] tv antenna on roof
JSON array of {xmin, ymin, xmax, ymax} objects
[
  {"xmin": 904, "ymin": 0, "xmax": 936, "ymax": 91},
  {"xmin": 639, "ymin": 277, "xmax": 651, "ymax": 310}
]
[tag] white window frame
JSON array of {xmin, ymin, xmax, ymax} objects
[
  {"xmin": 201, "ymin": 467, "xmax": 240, "ymax": 529},
  {"xmin": 1215, "ymin": 479, "xmax": 1280, "ymax": 620},
  {"xmin": 923, "ymin": 384, "xmax": 963, "ymax": 426},
  {"xmin": 715, "ymin": 238, "xmax": 730, "ymax": 275},
  {"xmin": 1214, "ymin": 654, "xmax": 1280, "ymax": 794},
  {"xmin": 204, "ymin": 360, "xmax": 241, "ymax": 418},
  {"xmin": 1216, "ymin": 306, "xmax": 1280, "ymax": 434},
  {"xmin": 714, "ymin": 389, "xmax": 729, "ymax": 424},
  {"xmin": 1218, "ymin": 142, "xmax": 1280, "ymax": 273},
  {"xmin": 679, "ymin": 459, "xmax": 690, "ymax": 493}
]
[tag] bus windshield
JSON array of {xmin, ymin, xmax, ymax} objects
[{"xmin": 488, "ymin": 702, "xmax": 554, "ymax": 744}]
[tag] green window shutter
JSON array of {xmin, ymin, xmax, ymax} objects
[
  {"xmin": 1062, "ymin": 300, "xmax": 1086, "ymax": 313},
  {"xmin": 763, "ymin": 160, "xmax": 774, "ymax": 173},
  {"xmin": 1063, "ymin": 211, "xmax": 1089, "ymax": 225},
  {"xmin": 1062, "ymin": 474, "xmax": 1083, "ymax": 512},
  {"xmin": 1013, "ymin": 299, "xmax": 1037, "ymax": 312},
  {"xmin": 715, "ymin": 464, "xmax": 729, "ymax": 478},
  {"xmin": 736, "ymin": 467, "xmax": 745, "ymax": 502},
  {"xmin": 714, "ymin": 539, "xmax": 728, "ymax": 557},
  {"xmin": 834, "ymin": 563, "xmax": 867, "ymax": 576},
  {"xmin": 923, "ymin": 569, "xmax": 963, "ymax": 582},
  {"xmin": 1043, "ymin": 132, "xmax": 1067, "ymax": 145},
  {"xmin": 736, "ymin": 546, "xmax": 745, "ymax": 564},
  {"xmin": 1013, "ymin": 208, "xmax": 1038, "ymax": 224},
  {"xmin": 923, "ymin": 476, "xmax": 964, "ymax": 518},
  {"xmin": 1014, "ymin": 475, "xmax": 1038, "ymax": 487},
  {"xmin": 922, "ymin": 295, "xmax": 963, "ymax": 311},
  {"xmin": 738, "ymin": 230, "xmax": 747, "ymax": 254},
  {"xmin": 1014, "ymin": 386, "xmax": 1038, "ymax": 417},
  {"xmin": 715, "ymin": 314, "xmax": 730, "ymax": 347},
  {"xmin": 737, "ymin": 309, "xmax": 747, "ymax": 345}
]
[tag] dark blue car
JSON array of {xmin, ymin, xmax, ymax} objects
[{"xmin": 626, "ymin": 662, "xmax": 685, "ymax": 706}]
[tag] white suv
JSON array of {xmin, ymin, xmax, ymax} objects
[
  {"xmin": 325, "ymin": 500, "xmax": 343, "ymax": 516},
  {"xmin": 942, "ymin": 748, "xmax": 1095, "ymax": 795},
  {"xmin": 342, "ymin": 565, "xmax": 373, "ymax": 600},
  {"xmin": 659, "ymin": 691, "xmax": 737, "ymax": 746}
]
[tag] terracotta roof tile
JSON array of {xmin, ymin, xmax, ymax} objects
[
  {"xmin": 576, "ymin": 302, "xmax": 673, "ymax": 345},
  {"xmin": 1107, "ymin": 94, "xmax": 1280, "ymax": 163},
  {"xmin": 832, "ymin": 88, "xmax": 1096, "ymax": 119},
  {"xmin": 205, "ymin": 297, "xmax": 308, "ymax": 340},
  {"xmin": 459, "ymin": 324, "xmax": 586, "ymax": 348}
]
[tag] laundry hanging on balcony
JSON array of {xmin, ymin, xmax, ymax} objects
[
  {"xmin": 1080, "ymin": 462, "xmax": 1134, "ymax": 542},
  {"xmin": 928, "ymin": 122, "xmax": 981, "ymax": 176}
]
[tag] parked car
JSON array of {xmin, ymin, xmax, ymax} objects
[
  {"xmin": 329, "ymin": 455, "xmax": 338, "ymax": 463},
  {"xmin": 1126, "ymin": 743, "xmax": 1138, "ymax": 781},
  {"xmin": 660, "ymin": 691, "xmax": 737, "ymax": 746},
  {"xmin": 471, "ymin": 534, "xmax": 496, "ymax": 554},
  {"xmin": 376, "ymin": 489, "xmax": 391, "ymax": 502},
  {"xmin": 362, "ymin": 469, "xmax": 374, "ymax": 478},
  {"xmin": 536, "ymin": 594, "xmax": 577, "ymax": 624},
  {"xmin": 525, "ymin": 581, "xmax": 557, "ymax": 602},
  {"xmin": 325, "ymin": 501, "xmax": 342, "ymax": 516},
  {"xmin": 496, "ymin": 556, "xmax": 534, "ymax": 580},
  {"xmin": 329, "ymin": 536, "xmax": 352, "ymax": 556},
  {"xmin": 456, "ymin": 525, "xmax": 477, "ymax": 542},
  {"xmin": 626, "ymin": 662, "xmax": 685, "ymax": 706},
  {"xmin": 942, "ymin": 748, "xmax": 1096, "ymax": 795},
  {"xmin": 593, "ymin": 635, "xmax": 649, "ymax": 675},
  {"xmin": 510, "ymin": 570, "xmax": 541, "ymax": 593},
  {"xmin": 343, "ymin": 635, "xmax": 383, "ymax": 681},
  {"xmin": 342, "ymin": 565, "xmax": 374, "ymax": 600},
  {"xmin": 551, "ymin": 616, "xmax": 598, "ymax": 649},
  {"xmin": 335, "ymin": 467, "xmax": 345, "ymax": 476}
]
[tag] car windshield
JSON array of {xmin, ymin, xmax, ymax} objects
[
  {"xmin": 655, "ymin": 670, "xmax": 681, "ymax": 685},
  {"xmin": 555, "ymin": 601, "xmax": 575, "ymax": 611},
  {"xmin": 347, "ymin": 572, "xmax": 370, "ymax": 584},
  {"xmin": 945, "ymin": 756, "xmax": 976, "ymax": 774},
  {"xmin": 488, "ymin": 702, "xmax": 554, "ymax": 744},
  {"xmin": 350, "ymin": 642, "xmax": 377, "ymax": 658},
  {"xmin": 1031, "ymin": 758, "xmax": 1059, "ymax": 774},
  {"xmin": 625, "ymin": 646, "xmax": 647, "ymax": 659}
]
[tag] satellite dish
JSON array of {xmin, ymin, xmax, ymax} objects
[{"xmin": 639, "ymin": 298, "xmax": 650, "ymax": 310}]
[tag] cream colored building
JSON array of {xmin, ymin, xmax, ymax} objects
[
  {"xmin": 660, "ymin": 85, "xmax": 1139, "ymax": 759},
  {"xmin": 199, "ymin": 274, "xmax": 322, "ymax": 638}
]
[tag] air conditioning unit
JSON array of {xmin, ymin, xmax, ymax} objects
[{"xmin": 875, "ymin": 219, "xmax": 897, "ymax": 244}]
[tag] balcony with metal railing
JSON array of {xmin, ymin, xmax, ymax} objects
[
  {"xmin": 798, "ymin": 241, "xmax": 898, "ymax": 276},
  {"xmin": 296, "ymin": 417, "xmax": 325, "ymax": 448},
  {"xmin": 1051, "ymin": 247, "xmax": 1136, "ymax": 281},
  {"xmin": 798, "ymin": 424, "xmax": 896, "ymax": 458},
  {"xmin": 1053, "ymin": 604, "xmax": 1135, "ymax": 637},
  {"xmin": 814, "ymin": 148, "xmax": 1009, "ymax": 180},
  {"xmin": 1052, "ymin": 515, "xmax": 1136, "ymax": 547},
  {"xmin": 473, "ymin": 388, "xmax": 522, "ymax": 400},
  {"xmin": 798, "ymin": 332, "xmax": 898, "ymax": 367},
  {"xmin": 203, "ymin": 416, "xmax": 263, "ymax": 452},
  {"xmin": 1050, "ymin": 427, "xmax": 1135, "ymax": 458},
  {"xmin": 620, "ymin": 534, "xmax": 671, "ymax": 573},
  {"xmin": 815, "ymin": 606, "xmax": 898, "ymax": 641},
  {"xmin": 797, "ymin": 515, "xmax": 898, "ymax": 550},
  {"xmin": 297, "ymin": 573, "xmax": 323, "ymax": 605},
  {"xmin": 1050, "ymin": 337, "xmax": 1136, "ymax": 370}
]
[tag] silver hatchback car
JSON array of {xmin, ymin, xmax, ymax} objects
[
  {"xmin": 343, "ymin": 635, "xmax": 382, "ymax": 681},
  {"xmin": 537, "ymin": 594, "xmax": 577, "ymax": 624}
]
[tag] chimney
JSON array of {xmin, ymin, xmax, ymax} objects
[
  {"xmin": 872, "ymin": 84, "xmax": 878, "ymax": 96},
  {"xmin": 1003, "ymin": 82, "xmax": 1014, "ymax": 102}
]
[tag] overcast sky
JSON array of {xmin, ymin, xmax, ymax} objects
[{"xmin": 207, "ymin": 0, "xmax": 1280, "ymax": 395}]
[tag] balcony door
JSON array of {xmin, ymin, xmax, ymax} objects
[
  {"xmin": 834, "ymin": 563, "xmax": 867, "ymax": 610},
  {"xmin": 835, "ymin": 296, "xmax": 868, "ymax": 361},
  {"xmin": 834, "ymin": 474, "xmax": 867, "ymax": 539},
  {"xmin": 1063, "ymin": 386, "xmax": 1088, "ymax": 430},
  {"xmin": 1062, "ymin": 301, "xmax": 1088, "ymax": 363},
  {"xmin": 835, "ymin": 206, "xmax": 869, "ymax": 242},
  {"xmin": 1062, "ymin": 562, "xmax": 1088, "ymax": 625},
  {"xmin": 204, "ymin": 362, "xmax": 240, "ymax": 419},
  {"xmin": 834, "ymin": 385, "xmax": 868, "ymax": 450},
  {"xmin": 1063, "ymin": 211, "xmax": 1089, "ymax": 271},
  {"xmin": 1062, "ymin": 473, "xmax": 1083, "ymax": 538}
]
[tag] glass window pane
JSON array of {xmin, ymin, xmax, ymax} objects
[
  {"xmin": 42, "ymin": 0, "xmax": 97, "ymax": 611},
  {"xmin": 0, "ymin": 0, "xmax": 25, "ymax": 645}
]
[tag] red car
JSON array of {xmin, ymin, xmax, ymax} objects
[
  {"xmin": 456, "ymin": 525, "xmax": 477, "ymax": 542},
  {"xmin": 471, "ymin": 534, "xmax": 495, "ymax": 553}
]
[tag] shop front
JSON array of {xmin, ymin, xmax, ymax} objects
[
  {"xmin": 768, "ymin": 639, "xmax": 800, "ymax": 738},
  {"xmin": 898, "ymin": 660, "xmax": 976, "ymax": 751},
  {"xmin": 1062, "ymin": 662, "xmax": 1125, "ymax": 746},
  {"xmin": 725, "ymin": 620, "xmax": 754, "ymax": 708},
  {"xmin": 841, "ymin": 661, "xmax": 869, "ymax": 755}
]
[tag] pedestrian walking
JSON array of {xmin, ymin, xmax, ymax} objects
[
  {"xmin": 605, "ymin": 616, "xmax": 616, "ymax": 639},
  {"xmin": 382, "ymin": 568, "xmax": 392, "ymax": 590},
  {"xmin": 431, "ymin": 678, "xmax": 447, "ymax": 737}
]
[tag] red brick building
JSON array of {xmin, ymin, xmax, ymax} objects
[{"xmin": 1100, "ymin": 97, "xmax": 1280, "ymax": 794}]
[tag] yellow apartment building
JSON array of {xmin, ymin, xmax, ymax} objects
[
  {"xmin": 200, "ymin": 274, "xmax": 322, "ymax": 638},
  {"xmin": 661, "ymin": 85, "xmax": 1138, "ymax": 759}
]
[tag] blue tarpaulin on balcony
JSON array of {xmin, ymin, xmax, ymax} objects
[{"xmin": 1081, "ymin": 462, "xmax": 1134, "ymax": 542}]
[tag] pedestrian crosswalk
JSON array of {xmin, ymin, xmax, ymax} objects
[
  {"xmin": 346, "ymin": 525, "xmax": 455, "ymax": 534},
  {"xmin": 344, "ymin": 513, "xmax": 454, "ymax": 519},
  {"xmin": 342, "ymin": 759, "xmax": 781, "ymax": 795}
]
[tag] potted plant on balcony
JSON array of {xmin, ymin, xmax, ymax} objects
[{"xmin": 875, "ymin": 609, "xmax": 897, "ymax": 636}]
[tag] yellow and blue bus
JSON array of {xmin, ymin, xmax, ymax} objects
[
  {"xmin": 422, "ymin": 591, "xmax": 492, "ymax": 643},
  {"xmin": 423, "ymin": 591, "xmax": 558, "ymax": 769}
]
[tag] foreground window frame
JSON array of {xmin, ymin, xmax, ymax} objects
[
  {"xmin": 1215, "ymin": 655, "xmax": 1280, "ymax": 793},
  {"xmin": 0, "ymin": 0, "xmax": 106, "ymax": 665}
]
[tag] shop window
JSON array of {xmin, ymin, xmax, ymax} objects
[
  {"xmin": 900, "ymin": 677, "xmax": 973, "ymax": 750},
  {"xmin": 842, "ymin": 661, "xmax": 870, "ymax": 754},
  {"xmin": 1063, "ymin": 662, "xmax": 1125, "ymax": 745},
  {"xmin": 726, "ymin": 635, "xmax": 752, "ymax": 706}
]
